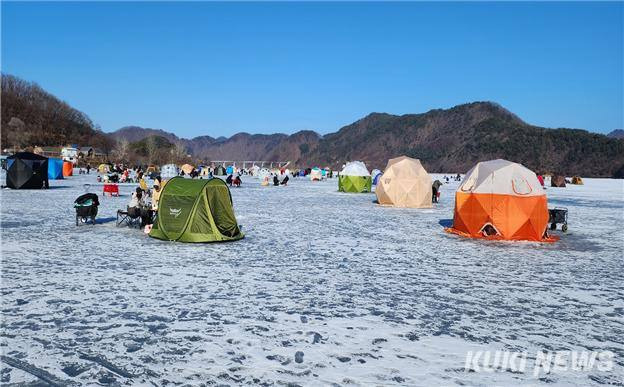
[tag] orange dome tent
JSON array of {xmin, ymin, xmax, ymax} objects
[
  {"xmin": 446, "ymin": 159, "xmax": 557, "ymax": 242},
  {"xmin": 62, "ymin": 161, "xmax": 73, "ymax": 177}
]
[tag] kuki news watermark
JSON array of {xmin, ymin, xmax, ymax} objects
[{"xmin": 465, "ymin": 350, "xmax": 615, "ymax": 376}]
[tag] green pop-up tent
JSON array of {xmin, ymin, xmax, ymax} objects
[
  {"xmin": 149, "ymin": 177, "xmax": 244, "ymax": 243},
  {"xmin": 338, "ymin": 161, "xmax": 372, "ymax": 193}
]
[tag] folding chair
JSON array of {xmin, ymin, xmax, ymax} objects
[{"xmin": 116, "ymin": 208, "xmax": 141, "ymax": 227}]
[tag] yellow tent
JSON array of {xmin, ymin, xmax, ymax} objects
[
  {"xmin": 98, "ymin": 164, "xmax": 110, "ymax": 173},
  {"xmin": 571, "ymin": 176, "xmax": 584, "ymax": 185},
  {"xmin": 375, "ymin": 156, "xmax": 432, "ymax": 208}
]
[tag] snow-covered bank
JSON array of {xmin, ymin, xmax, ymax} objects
[{"xmin": 1, "ymin": 173, "xmax": 623, "ymax": 385}]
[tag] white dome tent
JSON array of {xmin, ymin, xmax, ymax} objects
[
  {"xmin": 161, "ymin": 164, "xmax": 179, "ymax": 179},
  {"xmin": 338, "ymin": 161, "xmax": 372, "ymax": 193},
  {"xmin": 310, "ymin": 167, "xmax": 323, "ymax": 181}
]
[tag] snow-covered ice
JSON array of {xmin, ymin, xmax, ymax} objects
[{"xmin": 1, "ymin": 172, "xmax": 623, "ymax": 385}]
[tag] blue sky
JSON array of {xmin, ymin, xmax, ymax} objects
[{"xmin": 2, "ymin": 2, "xmax": 622, "ymax": 138}]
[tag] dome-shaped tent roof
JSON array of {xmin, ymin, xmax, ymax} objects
[
  {"xmin": 180, "ymin": 164, "xmax": 195, "ymax": 175},
  {"xmin": 309, "ymin": 167, "xmax": 322, "ymax": 181},
  {"xmin": 446, "ymin": 159, "xmax": 556, "ymax": 242},
  {"xmin": 375, "ymin": 156, "xmax": 432, "ymax": 208},
  {"xmin": 340, "ymin": 161, "xmax": 370, "ymax": 176}
]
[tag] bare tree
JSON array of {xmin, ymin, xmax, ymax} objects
[
  {"xmin": 6, "ymin": 117, "xmax": 29, "ymax": 152},
  {"xmin": 145, "ymin": 136, "xmax": 158, "ymax": 165},
  {"xmin": 170, "ymin": 141, "xmax": 187, "ymax": 164},
  {"xmin": 113, "ymin": 138, "xmax": 130, "ymax": 162}
]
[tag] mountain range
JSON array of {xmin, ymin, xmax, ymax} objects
[
  {"xmin": 110, "ymin": 102, "xmax": 624, "ymax": 177},
  {"xmin": 2, "ymin": 73, "xmax": 622, "ymax": 177},
  {"xmin": 607, "ymin": 129, "xmax": 624, "ymax": 139}
]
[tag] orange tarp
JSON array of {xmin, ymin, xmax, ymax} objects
[
  {"xmin": 445, "ymin": 159, "xmax": 558, "ymax": 242},
  {"xmin": 62, "ymin": 161, "xmax": 73, "ymax": 177},
  {"xmin": 446, "ymin": 192, "xmax": 557, "ymax": 242}
]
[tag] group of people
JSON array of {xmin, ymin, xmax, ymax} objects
[
  {"xmin": 126, "ymin": 176, "xmax": 164, "ymax": 227},
  {"xmin": 442, "ymin": 173, "xmax": 462, "ymax": 183},
  {"xmin": 96, "ymin": 165, "xmax": 152, "ymax": 184},
  {"xmin": 225, "ymin": 174, "xmax": 242, "ymax": 187}
]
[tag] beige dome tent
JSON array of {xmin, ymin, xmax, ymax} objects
[
  {"xmin": 180, "ymin": 164, "xmax": 195, "ymax": 175},
  {"xmin": 375, "ymin": 156, "xmax": 432, "ymax": 208}
]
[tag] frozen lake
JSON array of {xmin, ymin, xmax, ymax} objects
[{"xmin": 1, "ymin": 172, "xmax": 623, "ymax": 385}]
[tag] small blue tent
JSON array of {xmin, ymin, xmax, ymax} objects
[
  {"xmin": 372, "ymin": 169, "xmax": 382, "ymax": 185},
  {"xmin": 226, "ymin": 166, "xmax": 234, "ymax": 175},
  {"xmin": 48, "ymin": 158, "xmax": 64, "ymax": 180}
]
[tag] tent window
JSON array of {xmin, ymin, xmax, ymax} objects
[
  {"xmin": 461, "ymin": 175, "xmax": 477, "ymax": 192},
  {"xmin": 512, "ymin": 176, "xmax": 532, "ymax": 195}
]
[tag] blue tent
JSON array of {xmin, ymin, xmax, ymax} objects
[
  {"xmin": 48, "ymin": 158, "xmax": 64, "ymax": 180},
  {"xmin": 226, "ymin": 166, "xmax": 234, "ymax": 175},
  {"xmin": 372, "ymin": 169, "xmax": 382, "ymax": 185}
]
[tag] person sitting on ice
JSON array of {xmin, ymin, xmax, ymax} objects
[
  {"xmin": 128, "ymin": 188, "xmax": 144, "ymax": 218},
  {"xmin": 225, "ymin": 174, "xmax": 233, "ymax": 186},
  {"xmin": 280, "ymin": 175, "xmax": 289, "ymax": 185},
  {"xmin": 232, "ymin": 175, "xmax": 242, "ymax": 187},
  {"xmin": 128, "ymin": 187, "xmax": 153, "ymax": 227},
  {"xmin": 273, "ymin": 175, "xmax": 280, "ymax": 186},
  {"xmin": 481, "ymin": 224, "xmax": 498, "ymax": 237}
]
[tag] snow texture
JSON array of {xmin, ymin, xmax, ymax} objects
[{"xmin": 1, "ymin": 171, "xmax": 623, "ymax": 385}]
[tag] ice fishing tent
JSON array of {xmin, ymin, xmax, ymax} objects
[
  {"xmin": 250, "ymin": 165, "xmax": 260, "ymax": 177},
  {"xmin": 180, "ymin": 164, "xmax": 195, "ymax": 175},
  {"xmin": 338, "ymin": 161, "xmax": 372, "ymax": 193},
  {"xmin": 200, "ymin": 166, "xmax": 211, "ymax": 176},
  {"xmin": 161, "ymin": 164, "xmax": 179, "ymax": 179},
  {"xmin": 62, "ymin": 161, "xmax": 73, "ymax": 177},
  {"xmin": 551, "ymin": 175, "xmax": 566, "ymax": 187},
  {"xmin": 226, "ymin": 165, "xmax": 234, "ymax": 175},
  {"xmin": 215, "ymin": 165, "xmax": 226, "ymax": 176},
  {"xmin": 371, "ymin": 169, "xmax": 382, "ymax": 185},
  {"xmin": 47, "ymin": 158, "xmax": 64, "ymax": 180},
  {"xmin": 375, "ymin": 156, "xmax": 432, "ymax": 208},
  {"xmin": 446, "ymin": 159, "xmax": 556, "ymax": 242},
  {"xmin": 98, "ymin": 164, "xmax": 110, "ymax": 174},
  {"xmin": 6, "ymin": 152, "xmax": 49, "ymax": 189},
  {"xmin": 309, "ymin": 167, "xmax": 322, "ymax": 181},
  {"xmin": 149, "ymin": 177, "xmax": 244, "ymax": 243},
  {"xmin": 571, "ymin": 176, "xmax": 584, "ymax": 185}
]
